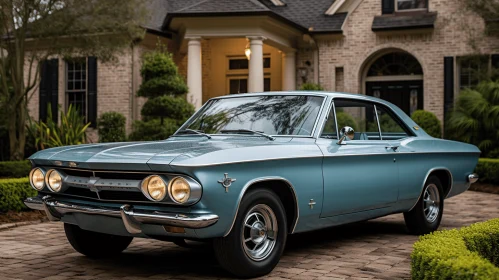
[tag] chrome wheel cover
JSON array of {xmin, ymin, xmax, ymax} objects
[
  {"xmin": 241, "ymin": 204, "xmax": 278, "ymax": 261},
  {"xmin": 423, "ymin": 184, "xmax": 440, "ymax": 223}
]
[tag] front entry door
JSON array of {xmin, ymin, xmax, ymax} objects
[{"xmin": 366, "ymin": 80, "xmax": 423, "ymax": 116}]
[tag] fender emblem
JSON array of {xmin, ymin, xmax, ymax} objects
[{"xmin": 218, "ymin": 173, "xmax": 236, "ymax": 193}]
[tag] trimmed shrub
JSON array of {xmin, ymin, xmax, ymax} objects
[
  {"xmin": 411, "ymin": 110, "xmax": 442, "ymax": 138},
  {"xmin": 0, "ymin": 178, "xmax": 36, "ymax": 213},
  {"xmin": 412, "ymin": 219, "xmax": 499, "ymax": 280},
  {"xmin": 0, "ymin": 160, "xmax": 31, "ymax": 178},
  {"xmin": 475, "ymin": 158, "xmax": 499, "ymax": 185},
  {"xmin": 128, "ymin": 119, "xmax": 179, "ymax": 141},
  {"xmin": 98, "ymin": 112, "xmax": 127, "ymax": 143},
  {"xmin": 300, "ymin": 83, "xmax": 324, "ymax": 91}
]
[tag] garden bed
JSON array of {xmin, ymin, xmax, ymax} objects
[{"xmin": 470, "ymin": 183, "xmax": 499, "ymax": 195}]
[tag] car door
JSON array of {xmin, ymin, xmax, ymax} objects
[{"xmin": 317, "ymin": 98, "xmax": 400, "ymax": 218}]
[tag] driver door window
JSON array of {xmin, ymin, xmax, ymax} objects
[{"xmin": 334, "ymin": 99, "xmax": 380, "ymax": 141}]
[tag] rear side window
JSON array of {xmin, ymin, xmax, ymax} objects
[{"xmin": 375, "ymin": 105, "xmax": 413, "ymax": 140}]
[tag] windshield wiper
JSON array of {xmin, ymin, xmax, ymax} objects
[
  {"xmin": 176, "ymin": 129, "xmax": 212, "ymax": 139},
  {"xmin": 220, "ymin": 129, "xmax": 275, "ymax": 141}
]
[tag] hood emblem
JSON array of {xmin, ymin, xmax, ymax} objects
[
  {"xmin": 69, "ymin": 162, "xmax": 78, "ymax": 168},
  {"xmin": 218, "ymin": 173, "xmax": 236, "ymax": 193}
]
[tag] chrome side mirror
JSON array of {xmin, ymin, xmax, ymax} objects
[{"xmin": 337, "ymin": 126, "xmax": 355, "ymax": 145}]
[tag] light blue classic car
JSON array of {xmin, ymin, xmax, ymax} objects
[{"xmin": 25, "ymin": 92, "xmax": 480, "ymax": 278}]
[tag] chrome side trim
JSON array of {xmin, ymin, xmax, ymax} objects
[
  {"xmin": 408, "ymin": 167, "xmax": 453, "ymax": 211},
  {"xmin": 468, "ymin": 173, "xmax": 479, "ymax": 184},
  {"xmin": 223, "ymin": 177, "xmax": 300, "ymax": 237},
  {"xmin": 171, "ymin": 151, "xmax": 480, "ymax": 167},
  {"xmin": 24, "ymin": 196, "xmax": 219, "ymax": 233}
]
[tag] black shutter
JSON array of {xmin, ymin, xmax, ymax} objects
[
  {"xmin": 49, "ymin": 59, "xmax": 59, "ymax": 123},
  {"xmin": 382, "ymin": 0, "xmax": 395, "ymax": 14},
  {"xmin": 87, "ymin": 57, "xmax": 98, "ymax": 128},
  {"xmin": 39, "ymin": 59, "xmax": 58, "ymax": 122},
  {"xmin": 492, "ymin": 54, "xmax": 499, "ymax": 69},
  {"xmin": 444, "ymin": 57, "xmax": 454, "ymax": 121}
]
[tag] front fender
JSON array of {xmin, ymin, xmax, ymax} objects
[{"xmin": 174, "ymin": 157, "xmax": 324, "ymax": 238}]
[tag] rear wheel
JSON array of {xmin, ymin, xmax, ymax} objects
[
  {"xmin": 64, "ymin": 223, "xmax": 133, "ymax": 258},
  {"xmin": 404, "ymin": 176, "xmax": 444, "ymax": 235},
  {"xmin": 213, "ymin": 189, "xmax": 287, "ymax": 278}
]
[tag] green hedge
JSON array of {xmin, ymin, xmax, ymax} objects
[
  {"xmin": 412, "ymin": 219, "xmax": 499, "ymax": 280},
  {"xmin": 476, "ymin": 158, "xmax": 499, "ymax": 185},
  {"xmin": 0, "ymin": 178, "xmax": 36, "ymax": 213},
  {"xmin": 411, "ymin": 110, "xmax": 442, "ymax": 138},
  {"xmin": 0, "ymin": 160, "xmax": 31, "ymax": 178}
]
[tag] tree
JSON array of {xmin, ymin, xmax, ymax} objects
[
  {"xmin": 129, "ymin": 49, "xmax": 194, "ymax": 141},
  {"xmin": 0, "ymin": 0, "xmax": 145, "ymax": 160},
  {"xmin": 446, "ymin": 81, "xmax": 499, "ymax": 158},
  {"xmin": 461, "ymin": 0, "xmax": 499, "ymax": 37}
]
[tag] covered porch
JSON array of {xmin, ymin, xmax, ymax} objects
[{"xmin": 168, "ymin": 15, "xmax": 317, "ymax": 108}]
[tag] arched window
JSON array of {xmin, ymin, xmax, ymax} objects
[{"xmin": 367, "ymin": 52, "xmax": 423, "ymax": 77}]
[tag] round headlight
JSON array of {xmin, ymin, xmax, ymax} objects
[
  {"xmin": 29, "ymin": 168, "xmax": 45, "ymax": 190},
  {"xmin": 169, "ymin": 177, "xmax": 191, "ymax": 204},
  {"xmin": 45, "ymin": 169, "xmax": 63, "ymax": 192},
  {"xmin": 144, "ymin": 176, "xmax": 167, "ymax": 201}
]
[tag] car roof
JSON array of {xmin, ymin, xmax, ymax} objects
[{"xmin": 211, "ymin": 91, "xmax": 391, "ymax": 106}]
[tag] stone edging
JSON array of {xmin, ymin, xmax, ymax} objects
[{"xmin": 0, "ymin": 220, "xmax": 46, "ymax": 231}]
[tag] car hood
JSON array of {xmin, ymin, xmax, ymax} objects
[{"xmin": 29, "ymin": 136, "xmax": 320, "ymax": 171}]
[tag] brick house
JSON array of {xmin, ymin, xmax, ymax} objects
[{"xmin": 27, "ymin": 0, "xmax": 499, "ymax": 141}]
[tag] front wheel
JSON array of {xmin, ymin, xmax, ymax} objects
[
  {"xmin": 404, "ymin": 176, "xmax": 444, "ymax": 235},
  {"xmin": 213, "ymin": 189, "xmax": 287, "ymax": 278},
  {"xmin": 64, "ymin": 223, "xmax": 133, "ymax": 258}
]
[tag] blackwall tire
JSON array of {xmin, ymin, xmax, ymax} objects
[
  {"xmin": 404, "ymin": 176, "xmax": 444, "ymax": 235},
  {"xmin": 213, "ymin": 188, "xmax": 287, "ymax": 278},
  {"xmin": 64, "ymin": 223, "xmax": 133, "ymax": 258}
]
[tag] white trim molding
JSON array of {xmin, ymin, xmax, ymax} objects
[{"xmin": 270, "ymin": 0, "xmax": 286, "ymax": 6}]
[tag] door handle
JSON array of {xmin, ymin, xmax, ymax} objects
[{"xmin": 385, "ymin": 145, "xmax": 399, "ymax": 152}]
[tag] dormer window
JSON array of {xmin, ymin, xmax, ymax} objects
[{"xmin": 397, "ymin": 0, "xmax": 428, "ymax": 11}]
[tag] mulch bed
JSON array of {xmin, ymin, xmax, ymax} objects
[
  {"xmin": 0, "ymin": 211, "xmax": 47, "ymax": 226},
  {"xmin": 469, "ymin": 183, "xmax": 499, "ymax": 195}
]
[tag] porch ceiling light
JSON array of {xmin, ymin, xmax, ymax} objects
[{"xmin": 245, "ymin": 43, "xmax": 251, "ymax": 60}]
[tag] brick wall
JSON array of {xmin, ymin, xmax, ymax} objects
[{"xmin": 315, "ymin": 0, "xmax": 499, "ymax": 123}]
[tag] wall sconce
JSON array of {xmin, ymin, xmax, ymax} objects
[
  {"xmin": 298, "ymin": 67, "xmax": 308, "ymax": 83},
  {"xmin": 245, "ymin": 42, "xmax": 251, "ymax": 60}
]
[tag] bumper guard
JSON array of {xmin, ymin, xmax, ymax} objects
[{"xmin": 24, "ymin": 196, "xmax": 219, "ymax": 234}]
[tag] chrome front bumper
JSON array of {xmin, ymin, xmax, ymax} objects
[{"xmin": 24, "ymin": 196, "xmax": 219, "ymax": 234}]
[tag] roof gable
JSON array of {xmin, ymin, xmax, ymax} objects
[{"xmin": 163, "ymin": 0, "xmax": 346, "ymax": 33}]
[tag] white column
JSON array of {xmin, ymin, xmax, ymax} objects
[
  {"xmin": 187, "ymin": 37, "xmax": 202, "ymax": 109},
  {"xmin": 282, "ymin": 51, "xmax": 297, "ymax": 91},
  {"xmin": 247, "ymin": 36, "xmax": 265, "ymax": 93}
]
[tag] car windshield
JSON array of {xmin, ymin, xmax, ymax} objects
[{"xmin": 182, "ymin": 95, "xmax": 325, "ymax": 136}]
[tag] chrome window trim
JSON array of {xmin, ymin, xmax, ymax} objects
[
  {"xmin": 331, "ymin": 96, "xmax": 417, "ymax": 138},
  {"xmin": 223, "ymin": 176, "xmax": 299, "ymax": 237},
  {"xmin": 374, "ymin": 105, "xmax": 383, "ymax": 140},
  {"xmin": 408, "ymin": 167, "xmax": 453, "ymax": 211},
  {"xmin": 333, "ymin": 100, "xmax": 340, "ymax": 139}
]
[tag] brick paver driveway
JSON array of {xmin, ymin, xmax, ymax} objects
[{"xmin": 0, "ymin": 190, "xmax": 497, "ymax": 280}]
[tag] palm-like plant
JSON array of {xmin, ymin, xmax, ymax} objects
[
  {"xmin": 446, "ymin": 81, "xmax": 499, "ymax": 158},
  {"xmin": 28, "ymin": 105, "xmax": 91, "ymax": 150}
]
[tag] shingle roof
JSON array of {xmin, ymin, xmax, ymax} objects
[
  {"xmin": 162, "ymin": 0, "xmax": 346, "ymax": 33},
  {"xmin": 143, "ymin": 0, "xmax": 170, "ymax": 32},
  {"xmin": 260, "ymin": 0, "xmax": 345, "ymax": 33},
  {"xmin": 372, "ymin": 12, "xmax": 438, "ymax": 31}
]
